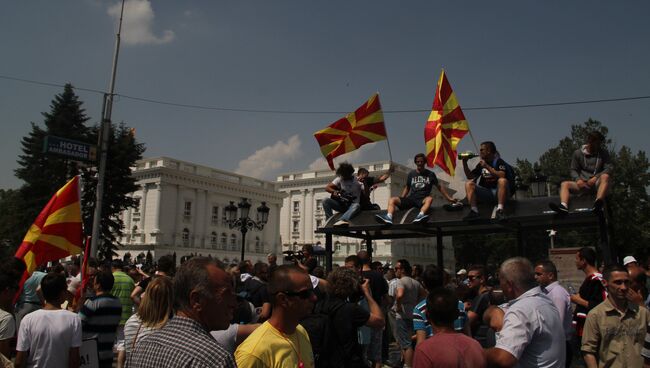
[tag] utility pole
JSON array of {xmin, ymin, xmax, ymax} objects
[{"xmin": 90, "ymin": 0, "xmax": 126, "ymax": 258}]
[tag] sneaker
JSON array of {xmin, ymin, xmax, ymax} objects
[
  {"xmin": 549, "ymin": 203, "xmax": 569, "ymax": 214},
  {"xmin": 412, "ymin": 213, "xmax": 429, "ymax": 223},
  {"xmin": 375, "ymin": 213, "xmax": 393, "ymax": 225},
  {"xmin": 495, "ymin": 209, "xmax": 507, "ymax": 222},
  {"xmin": 463, "ymin": 210, "xmax": 480, "ymax": 221},
  {"xmin": 592, "ymin": 199, "xmax": 604, "ymax": 212},
  {"xmin": 333, "ymin": 220, "xmax": 349, "ymax": 227}
]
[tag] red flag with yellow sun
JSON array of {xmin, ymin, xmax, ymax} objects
[
  {"xmin": 424, "ymin": 70, "xmax": 469, "ymax": 176},
  {"xmin": 314, "ymin": 93, "xmax": 387, "ymax": 170},
  {"xmin": 15, "ymin": 176, "xmax": 84, "ymax": 278}
]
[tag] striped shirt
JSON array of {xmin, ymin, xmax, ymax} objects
[
  {"xmin": 111, "ymin": 271, "xmax": 135, "ymax": 325},
  {"xmin": 129, "ymin": 315, "xmax": 235, "ymax": 368},
  {"xmin": 412, "ymin": 298, "xmax": 466, "ymax": 337},
  {"xmin": 79, "ymin": 294, "xmax": 122, "ymax": 367}
]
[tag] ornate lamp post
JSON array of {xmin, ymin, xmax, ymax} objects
[{"xmin": 225, "ymin": 198, "xmax": 270, "ymax": 261}]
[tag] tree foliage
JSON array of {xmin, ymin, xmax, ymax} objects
[{"xmin": 0, "ymin": 84, "xmax": 145, "ymax": 261}]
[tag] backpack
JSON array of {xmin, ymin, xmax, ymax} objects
[{"xmin": 300, "ymin": 297, "xmax": 345, "ymax": 368}]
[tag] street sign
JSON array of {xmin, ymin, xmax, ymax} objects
[{"xmin": 43, "ymin": 135, "xmax": 97, "ymax": 162}]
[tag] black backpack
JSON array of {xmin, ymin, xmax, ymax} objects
[{"xmin": 300, "ymin": 297, "xmax": 344, "ymax": 368}]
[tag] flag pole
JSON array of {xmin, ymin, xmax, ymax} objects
[{"xmin": 468, "ymin": 129, "xmax": 480, "ymax": 152}]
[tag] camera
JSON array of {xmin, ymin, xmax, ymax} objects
[
  {"xmin": 283, "ymin": 250, "xmax": 305, "ymax": 263},
  {"xmin": 333, "ymin": 190, "xmax": 356, "ymax": 206}
]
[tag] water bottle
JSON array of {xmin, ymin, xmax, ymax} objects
[{"xmin": 458, "ymin": 151, "xmax": 478, "ymax": 160}]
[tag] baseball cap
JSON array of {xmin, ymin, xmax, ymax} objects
[
  {"xmin": 622, "ymin": 256, "xmax": 637, "ymax": 266},
  {"xmin": 456, "ymin": 269, "xmax": 467, "ymax": 275}
]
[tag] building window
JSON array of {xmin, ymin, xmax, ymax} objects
[
  {"xmin": 184, "ymin": 201, "xmax": 192, "ymax": 220},
  {"xmin": 220, "ymin": 233, "xmax": 227, "ymax": 250},
  {"xmin": 211, "ymin": 206, "xmax": 219, "ymax": 225},
  {"xmin": 255, "ymin": 237, "xmax": 262, "ymax": 253},
  {"xmin": 182, "ymin": 228, "xmax": 190, "ymax": 247},
  {"xmin": 292, "ymin": 220, "xmax": 300, "ymax": 233},
  {"xmin": 316, "ymin": 219, "xmax": 323, "ymax": 229},
  {"xmin": 230, "ymin": 234, "xmax": 237, "ymax": 251},
  {"xmin": 293, "ymin": 201, "xmax": 300, "ymax": 213},
  {"xmin": 315, "ymin": 199, "xmax": 323, "ymax": 212},
  {"xmin": 222, "ymin": 206, "xmax": 228, "ymax": 226},
  {"xmin": 210, "ymin": 232, "xmax": 218, "ymax": 249},
  {"xmin": 335, "ymin": 241, "xmax": 341, "ymax": 253}
]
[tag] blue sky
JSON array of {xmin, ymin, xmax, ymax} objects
[{"xmin": 1, "ymin": 1, "xmax": 649, "ymax": 189}]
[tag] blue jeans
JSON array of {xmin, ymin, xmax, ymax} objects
[{"xmin": 322, "ymin": 198, "xmax": 361, "ymax": 221}]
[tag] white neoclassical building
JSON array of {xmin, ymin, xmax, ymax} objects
[
  {"xmin": 116, "ymin": 157, "xmax": 284, "ymax": 264},
  {"xmin": 276, "ymin": 161, "xmax": 456, "ymax": 269}
]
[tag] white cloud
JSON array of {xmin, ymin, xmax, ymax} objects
[
  {"xmin": 236, "ymin": 135, "xmax": 302, "ymax": 179},
  {"xmin": 108, "ymin": 0, "xmax": 175, "ymax": 46}
]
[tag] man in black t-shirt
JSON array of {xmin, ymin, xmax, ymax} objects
[
  {"xmin": 357, "ymin": 165, "xmax": 394, "ymax": 210},
  {"xmin": 462, "ymin": 141, "xmax": 514, "ymax": 221},
  {"xmin": 376, "ymin": 153, "xmax": 457, "ymax": 225}
]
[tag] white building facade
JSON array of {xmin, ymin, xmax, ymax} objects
[
  {"xmin": 276, "ymin": 161, "xmax": 456, "ymax": 269},
  {"xmin": 117, "ymin": 157, "xmax": 284, "ymax": 264}
]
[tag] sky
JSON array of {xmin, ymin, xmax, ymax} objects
[{"xmin": 1, "ymin": 1, "xmax": 649, "ymax": 190}]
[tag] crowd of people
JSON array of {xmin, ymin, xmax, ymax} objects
[
  {"xmin": 0, "ymin": 131, "xmax": 646, "ymax": 367},
  {"xmin": 0, "ymin": 246, "xmax": 647, "ymax": 367}
]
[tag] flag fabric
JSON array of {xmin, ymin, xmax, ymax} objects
[
  {"xmin": 74, "ymin": 236, "xmax": 92, "ymax": 303},
  {"xmin": 15, "ymin": 176, "xmax": 84, "ymax": 277},
  {"xmin": 314, "ymin": 93, "xmax": 387, "ymax": 170},
  {"xmin": 424, "ymin": 70, "xmax": 470, "ymax": 176}
]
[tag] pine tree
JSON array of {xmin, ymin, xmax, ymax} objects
[
  {"xmin": 5, "ymin": 84, "xmax": 146, "ymax": 260},
  {"xmin": 11, "ymin": 84, "xmax": 91, "ymax": 246},
  {"xmin": 82, "ymin": 123, "xmax": 145, "ymax": 260}
]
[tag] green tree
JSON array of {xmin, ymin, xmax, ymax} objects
[
  {"xmin": 4, "ymin": 85, "xmax": 145, "ymax": 261},
  {"xmin": 515, "ymin": 119, "xmax": 650, "ymax": 259},
  {"xmin": 10, "ymin": 84, "xmax": 90, "ymax": 247},
  {"xmin": 81, "ymin": 123, "xmax": 145, "ymax": 260}
]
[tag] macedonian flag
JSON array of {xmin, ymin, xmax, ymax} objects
[
  {"xmin": 15, "ymin": 176, "xmax": 84, "ymax": 276},
  {"xmin": 424, "ymin": 70, "xmax": 470, "ymax": 176},
  {"xmin": 314, "ymin": 93, "xmax": 387, "ymax": 170}
]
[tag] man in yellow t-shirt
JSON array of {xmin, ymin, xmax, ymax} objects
[{"xmin": 235, "ymin": 265, "xmax": 316, "ymax": 368}]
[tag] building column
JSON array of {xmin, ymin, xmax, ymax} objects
[
  {"xmin": 300, "ymin": 190, "xmax": 307, "ymax": 244},
  {"xmin": 152, "ymin": 183, "xmax": 163, "ymax": 234},
  {"xmin": 304, "ymin": 189, "xmax": 314, "ymax": 244},
  {"xmin": 173, "ymin": 185, "xmax": 183, "ymax": 246},
  {"xmin": 195, "ymin": 189, "xmax": 207, "ymax": 249},
  {"xmin": 140, "ymin": 184, "xmax": 148, "ymax": 243}
]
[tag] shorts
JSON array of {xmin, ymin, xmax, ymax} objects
[
  {"xmin": 114, "ymin": 325, "xmax": 125, "ymax": 352},
  {"xmin": 367, "ymin": 327, "xmax": 383, "ymax": 362},
  {"xmin": 394, "ymin": 318, "xmax": 414, "ymax": 350},
  {"xmin": 397, "ymin": 197, "xmax": 424, "ymax": 211},
  {"xmin": 475, "ymin": 185, "xmax": 510, "ymax": 203}
]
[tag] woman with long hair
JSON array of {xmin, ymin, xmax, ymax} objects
[{"xmin": 122, "ymin": 276, "xmax": 173, "ymax": 366}]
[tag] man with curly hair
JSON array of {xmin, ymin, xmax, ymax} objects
[{"xmin": 323, "ymin": 162, "xmax": 364, "ymax": 227}]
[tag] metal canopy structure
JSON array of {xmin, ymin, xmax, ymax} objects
[{"xmin": 315, "ymin": 194, "xmax": 611, "ymax": 271}]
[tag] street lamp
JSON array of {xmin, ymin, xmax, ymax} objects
[
  {"xmin": 530, "ymin": 169, "xmax": 548, "ymax": 197},
  {"xmin": 225, "ymin": 198, "xmax": 270, "ymax": 261}
]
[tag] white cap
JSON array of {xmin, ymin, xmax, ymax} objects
[
  {"xmin": 456, "ymin": 269, "xmax": 467, "ymax": 275},
  {"xmin": 623, "ymin": 256, "xmax": 638, "ymax": 266}
]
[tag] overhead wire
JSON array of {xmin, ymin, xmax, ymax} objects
[{"xmin": 2, "ymin": 74, "xmax": 649, "ymax": 115}]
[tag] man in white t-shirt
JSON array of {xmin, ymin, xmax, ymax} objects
[
  {"xmin": 322, "ymin": 162, "xmax": 364, "ymax": 227},
  {"xmin": 0, "ymin": 272, "xmax": 17, "ymax": 360},
  {"xmin": 16, "ymin": 272, "xmax": 82, "ymax": 368}
]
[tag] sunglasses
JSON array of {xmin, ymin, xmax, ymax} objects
[
  {"xmin": 279, "ymin": 289, "xmax": 314, "ymax": 299},
  {"xmin": 467, "ymin": 275, "xmax": 480, "ymax": 280}
]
